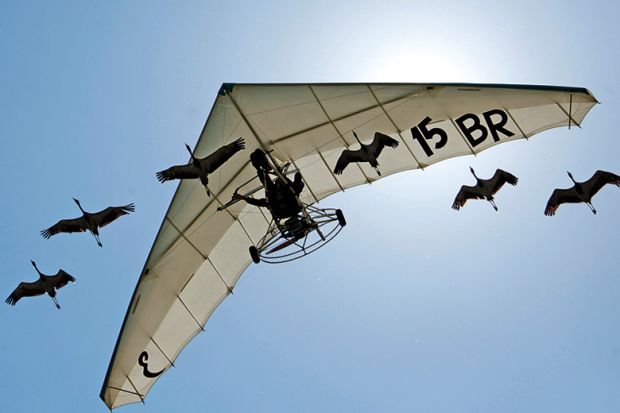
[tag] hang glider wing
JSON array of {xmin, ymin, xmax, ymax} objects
[{"xmin": 100, "ymin": 83, "xmax": 597, "ymax": 409}]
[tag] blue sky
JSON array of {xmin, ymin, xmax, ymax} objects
[{"xmin": 1, "ymin": 1, "xmax": 619, "ymax": 412}]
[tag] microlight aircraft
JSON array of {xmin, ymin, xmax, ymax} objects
[{"xmin": 101, "ymin": 83, "xmax": 597, "ymax": 409}]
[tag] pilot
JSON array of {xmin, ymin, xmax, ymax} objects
[{"xmin": 234, "ymin": 149, "xmax": 304, "ymax": 219}]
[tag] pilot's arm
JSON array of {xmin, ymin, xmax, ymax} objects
[{"xmin": 233, "ymin": 193, "xmax": 269, "ymax": 208}]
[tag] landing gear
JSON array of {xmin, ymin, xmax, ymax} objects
[
  {"xmin": 249, "ymin": 245, "xmax": 260, "ymax": 264},
  {"xmin": 336, "ymin": 209, "xmax": 346, "ymax": 227},
  {"xmin": 249, "ymin": 206, "xmax": 345, "ymax": 264},
  {"xmin": 220, "ymin": 150, "xmax": 347, "ymax": 264}
]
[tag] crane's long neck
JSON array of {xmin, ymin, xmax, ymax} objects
[
  {"xmin": 31, "ymin": 261, "xmax": 44, "ymax": 279},
  {"xmin": 470, "ymin": 168, "xmax": 479, "ymax": 183},
  {"xmin": 567, "ymin": 173, "xmax": 583, "ymax": 196},
  {"xmin": 352, "ymin": 131, "xmax": 363, "ymax": 148},
  {"xmin": 74, "ymin": 199, "xmax": 85, "ymax": 214},
  {"xmin": 185, "ymin": 144, "xmax": 197, "ymax": 165}
]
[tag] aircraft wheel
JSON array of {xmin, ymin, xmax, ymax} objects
[
  {"xmin": 249, "ymin": 246, "xmax": 261, "ymax": 264},
  {"xmin": 336, "ymin": 209, "xmax": 346, "ymax": 227}
]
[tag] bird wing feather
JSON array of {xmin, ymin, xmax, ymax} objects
[
  {"xmin": 368, "ymin": 132, "xmax": 399, "ymax": 158},
  {"xmin": 92, "ymin": 204, "xmax": 135, "ymax": 228},
  {"xmin": 202, "ymin": 137, "xmax": 246, "ymax": 173},
  {"xmin": 452, "ymin": 185, "xmax": 484, "ymax": 210},
  {"xmin": 544, "ymin": 188, "xmax": 582, "ymax": 216},
  {"xmin": 489, "ymin": 169, "xmax": 518, "ymax": 195},
  {"xmin": 49, "ymin": 270, "xmax": 76, "ymax": 290},
  {"xmin": 583, "ymin": 170, "xmax": 620, "ymax": 198},
  {"xmin": 5, "ymin": 281, "xmax": 46, "ymax": 305},
  {"xmin": 333, "ymin": 149, "xmax": 366, "ymax": 174},
  {"xmin": 156, "ymin": 164, "xmax": 199, "ymax": 182},
  {"xmin": 41, "ymin": 217, "xmax": 87, "ymax": 239}
]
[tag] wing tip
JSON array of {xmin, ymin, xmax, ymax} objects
[
  {"xmin": 509, "ymin": 175, "xmax": 519, "ymax": 186},
  {"xmin": 155, "ymin": 171, "xmax": 168, "ymax": 183}
]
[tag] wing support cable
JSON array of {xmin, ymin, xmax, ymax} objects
[
  {"xmin": 449, "ymin": 117, "xmax": 477, "ymax": 156},
  {"xmin": 271, "ymin": 89, "xmax": 424, "ymax": 145},
  {"xmin": 105, "ymin": 385, "xmax": 144, "ymax": 399},
  {"xmin": 308, "ymin": 85, "xmax": 372, "ymax": 184},
  {"xmin": 149, "ymin": 336, "xmax": 175, "ymax": 367},
  {"xmin": 224, "ymin": 91, "xmax": 290, "ymax": 185},
  {"xmin": 224, "ymin": 90, "xmax": 320, "ymax": 224},
  {"xmin": 176, "ymin": 294, "xmax": 205, "ymax": 332},
  {"xmin": 504, "ymin": 108, "xmax": 529, "ymax": 140},
  {"xmin": 316, "ymin": 149, "xmax": 345, "ymax": 191},
  {"xmin": 156, "ymin": 161, "xmax": 252, "ymax": 265},
  {"xmin": 568, "ymin": 92, "xmax": 573, "ymax": 129},
  {"xmin": 253, "ymin": 203, "xmax": 272, "ymax": 226},
  {"xmin": 366, "ymin": 85, "xmax": 423, "ymax": 168},
  {"xmin": 125, "ymin": 375, "xmax": 145, "ymax": 404},
  {"xmin": 290, "ymin": 158, "xmax": 320, "ymax": 204},
  {"xmin": 165, "ymin": 217, "xmax": 207, "ymax": 259},
  {"xmin": 205, "ymin": 184, "xmax": 255, "ymax": 244},
  {"xmin": 556, "ymin": 98, "xmax": 581, "ymax": 128},
  {"xmin": 164, "ymin": 217, "xmax": 233, "ymax": 295}
]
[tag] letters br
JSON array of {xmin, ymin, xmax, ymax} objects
[{"xmin": 410, "ymin": 109, "xmax": 515, "ymax": 157}]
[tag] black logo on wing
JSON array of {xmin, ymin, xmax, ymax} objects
[{"xmin": 138, "ymin": 351, "xmax": 165, "ymax": 378}]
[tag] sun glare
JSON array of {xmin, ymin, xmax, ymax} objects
[{"xmin": 364, "ymin": 46, "xmax": 481, "ymax": 83}]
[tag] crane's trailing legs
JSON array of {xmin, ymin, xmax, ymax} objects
[
  {"xmin": 568, "ymin": 171, "xmax": 596, "ymax": 214},
  {"xmin": 73, "ymin": 198, "xmax": 103, "ymax": 247}
]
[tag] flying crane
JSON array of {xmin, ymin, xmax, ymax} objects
[
  {"xmin": 156, "ymin": 137, "xmax": 246, "ymax": 196},
  {"xmin": 41, "ymin": 199, "xmax": 134, "ymax": 247},
  {"xmin": 544, "ymin": 170, "xmax": 620, "ymax": 216},
  {"xmin": 333, "ymin": 131, "xmax": 399, "ymax": 176},
  {"xmin": 452, "ymin": 167, "xmax": 518, "ymax": 211},
  {"xmin": 5, "ymin": 261, "xmax": 76, "ymax": 309}
]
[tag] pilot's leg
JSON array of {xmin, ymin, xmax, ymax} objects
[{"xmin": 292, "ymin": 172, "xmax": 304, "ymax": 196}]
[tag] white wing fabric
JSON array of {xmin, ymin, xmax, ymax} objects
[{"xmin": 100, "ymin": 83, "xmax": 597, "ymax": 409}]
